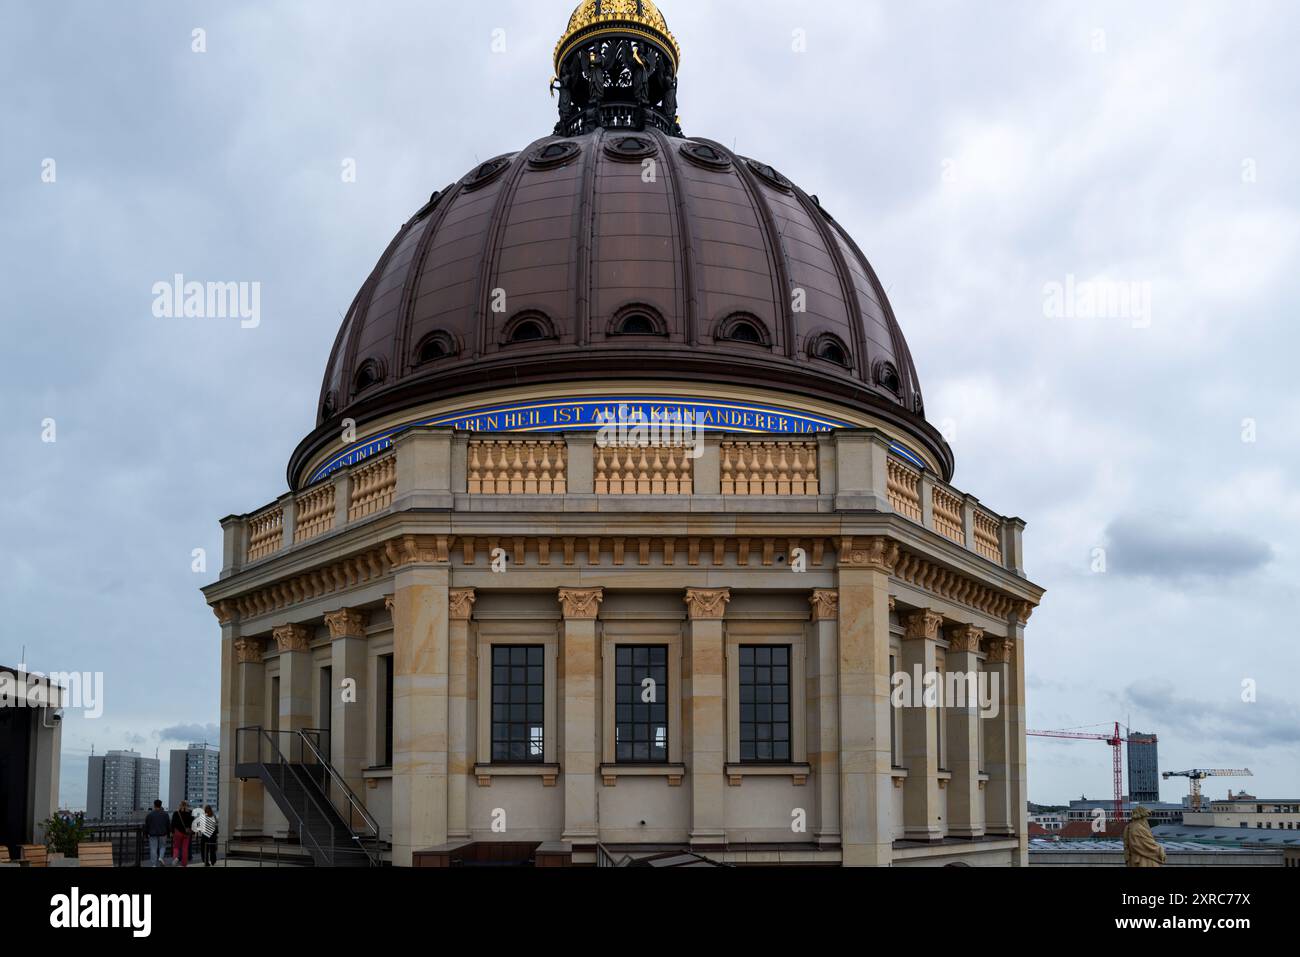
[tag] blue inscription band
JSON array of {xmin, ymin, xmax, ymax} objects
[{"xmin": 308, "ymin": 396, "xmax": 928, "ymax": 484}]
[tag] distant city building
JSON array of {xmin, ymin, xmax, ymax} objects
[
  {"xmin": 0, "ymin": 666, "xmax": 63, "ymax": 848},
  {"xmin": 1126, "ymin": 731, "xmax": 1159, "ymax": 803},
  {"xmin": 1183, "ymin": 796, "xmax": 1300, "ymax": 831},
  {"xmin": 86, "ymin": 750, "xmax": 160, "ymax": 822},
  {"xmin": 168, "ymin": 743, "xmax": 219, "ymax": 812},
  {"xmin": 1063, "ymin": 795, "xmax": 1184, "ymax": 825}
]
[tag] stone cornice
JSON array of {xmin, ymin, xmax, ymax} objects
[
  {"xmin": 838, "ymin": 536, "xmax": 899, "ymax": 572},
  {"xmin": 558, "ymin": 587, "xmax": 604, "ymax": 620},
  {"xmin": 947, "ymin": 624, "xmax": 984, "ymax": 654},
  {"xmin": 384, "ymin": 534, "xmax": 453, "ymax": 568},
  {"xmin": 684, "ymin": 587, "xmax": 731, "ymax": 620},
  {"xmin": 234, "ymin": 637, "xmax": 264, "ymax": 665},
  {"xmin": 450, "ymin": 588, "xmax": 477, "ymax": 621},
  {"xmin": 273, "ymin": 624, "xmax": 312, "ymax": 654},
  {"xmin": 893, "ymin": 548, "xmax": 1038, "ymax": 623},
  {"xmin": 809, "ymin": 589, "xmax": 838, "ymax": 622},
  {"xmin": 324, "ymin": 608, "xmax": 368, "ymax": 640},
  {"xmin": 212, "ymin": 601, "xmax": 236, "ymax": 626},
  {"xmin": 903, "ymin": 609, "xmax": 944, "ymax": 642}
]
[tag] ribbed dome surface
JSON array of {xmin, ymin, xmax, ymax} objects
[{"xmin": 295, "ymin": 126, "xmax": 951, "ymax": 485}]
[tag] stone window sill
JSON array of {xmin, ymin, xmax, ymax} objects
[
  {"xmin": 474, "ymin": 764, "xmax": 560, "ymax": 787},
  {"xmin": 937, "ymin": 770, "xmax": 954, "ymax": 789},
  {"xmin": 724, "ymin": 763, "xmax": 811, "ymax": 786},
  {"xmin": 892, "ymin": 767, "xmax": 909, "ymax": 788},
  {"xmin": 599, "ymin": 764, "xmax": 686, "ymax": 787}
]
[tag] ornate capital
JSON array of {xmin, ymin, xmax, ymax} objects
[
  {"xmin": 809, "ymin": 589, "xmax": 838, "ymax": 622},
  {"xmin": 273, "ymin": 624, "xmax": 312, "ymax": 654},
  {"xmin": 211, "ymin": 601, "xmax": 236, "ymax": 626},
  {"xmin": 450, "ymin": 588, "xmax": 477, "ymax": 621},
  {"xmin": 324, "ymin": 608, "xmax": 368, "ymax": 641},
  {"xmin": 558, "ymin": 587, "xmax": 604, "ymax": 620},
  {"xmin": 947, "ymin": 624, "xmax": 984, "ymax": 654},
  {"xmin": 984, "ymin": 637, "xmax": 1017, "ymax": 664},
  {"xmin": 234, "ymin": 637, "xmax": 264, "ymax": 665},
  {"xmin": 903, "ymin": 609, "xmax": 944, "ymax": 642},
  {"xmin": 839, "ymin": 536, "xmax": 899, "ymax": 572},
  {"xmin": 384, "ymin": 594, "xmax": 395, "ymax": 613},
  {"xmin": 684, "ymin": 587, "xmax": 731, "ymax": 620}
]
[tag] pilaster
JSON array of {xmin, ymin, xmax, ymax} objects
[
  {"xmin": 901, "ymin": 608, "xmax": 943, "ymax": 841},
  {"xmin": 945, "ymin": 623, "xmax": 985, "ymax": 838},
  {"xmin": 559, "ymin": 587, "xmax": 603, "ymax": 846},
  {"xmin": 684, "ymin": 587, "xmax": 729, "ymax": 849}
]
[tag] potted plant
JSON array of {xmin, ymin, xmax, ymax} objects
[{"xmin": 41, "ymin": 812, "xmax": 91, "ymax": 864}]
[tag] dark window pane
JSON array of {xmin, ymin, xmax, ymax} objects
[
  {"xmin": 739, "ymin": 645, "xmax": 793, "ymax": 765},
  {"xmin": 615, "ymin": 645, "xmax": 670, "ymax": 764},
  {"xmin": 490, "ymin": 645, "xmax": 545, "ymax": 764}
]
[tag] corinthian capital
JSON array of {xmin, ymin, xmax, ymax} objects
[
  {"xmin": 558, "ymin": 587, "xmax": 604, "ymax": 620},
  {"xmin": 984, "ymin": 637, "xmax": 1017, "ymax": 664},
  {"xmin": 947, "ymin": 624, "xmax": 984, "ymax": 653},
  {"xmin": 234, "ymin": 637, "xmax": 264, "ymax": 665},
  {"xmin": 809, "ymin": 589, "xmax": 839, "ymax": 622},
  {"xmin": 449, "ymin": 588, "xmax": 478, "ymax": 621},
  {"xmin": 684, "ymin": 587, "xmax": 731, "ymax": 620},
  {"xmin": 324, "ymin": 608, "xmax": 368, "ymax": 640},
  {"xmin": 273, "ymin": 624, "xmax": 312, "ymax": 654},
  {"xmin": 903, "ymin": 609, "xmax": 944, "ymax": 642}
]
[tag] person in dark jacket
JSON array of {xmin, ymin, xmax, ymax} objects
[
  {"xmin": 193, "ymin": 805, "xmax": 219, "ymax": 866},
  {"xmin": 142, "ymin": 800, "xmax": 170, "ymax": 867},
  {"xmin": 170, "ymin": 801, "xmax": 194, "ymax": 867}
]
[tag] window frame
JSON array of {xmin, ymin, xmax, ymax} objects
[
  {"xmin": 735, "ymin": 643, "xmax": 795, "ymax": 764},
  {"xmin": 600, "ymin": 623, "xmax": 682, "ymax": 770},
  {"xmin": 475, "ymin": 624, "xmax": 559, "ymax": 767}
]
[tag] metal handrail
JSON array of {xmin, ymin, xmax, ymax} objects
[
  {"xmin": 252, "ymin": 727, "xmax": 335, "ymax": 867},
  {"xmin": 294, "ymin": 729, "xmax": 381, "ymax": 845}
]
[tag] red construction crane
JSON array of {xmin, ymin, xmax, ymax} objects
[{"xmin": 1027, "ymin": 721, "xmax": 1154, "ymax": 822}]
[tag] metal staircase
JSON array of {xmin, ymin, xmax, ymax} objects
[{"xmin": 235, "ymin": 727, "xmax": 384, "ymax": 867}]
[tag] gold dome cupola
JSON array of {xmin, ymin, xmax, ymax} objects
[{"xmin": 551, "ymin": 0, "xmax": 682, "ymax": 136}]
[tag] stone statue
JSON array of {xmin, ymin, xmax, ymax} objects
[
  {"xmin": 551, "ymin": 60, "xmax": 577, "ymax": 125},
  {"xmin": 584, "ymin": 49, "xmax": 606, "ymax": 106},
  {"xmin": 1122, "ymin": 806, "xmax": 1166, "ymax": 867},
  {"xmin": 631, "ymin": 43, "xmax": 652, "ymax": 106}
]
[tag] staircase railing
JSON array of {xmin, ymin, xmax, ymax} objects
[
  {"xmin": 294, "ymin": 728, "xmax": 381, "ymax": 853},
  {"xmin": 236, "ymin": 726, "xmax": 380, "ymax": 867}
]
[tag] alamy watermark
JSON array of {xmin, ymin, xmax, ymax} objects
[
  {"xmin": 0, "ymin": 669, "xmax": 103, "ymax": 719},
  {"xmin": 152, "ymin": 274, "xmax": 261, "ymax": 329},
  {"xmin": 595, "ymin": 403, "xmax": 705, "ymax": 458},
  {"xmin": 1043, "ymin": 274, "xmax": 1151, "ymax": 329},
  {"xmin": 891, "ymin": 667, "xmax": 1000, "ymax": 719}
]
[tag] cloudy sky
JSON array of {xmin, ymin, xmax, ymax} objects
[{"xmin": 2, "ymin": 0, "xmax": 1296, "ymax": 811}]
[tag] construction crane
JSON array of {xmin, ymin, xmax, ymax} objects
[
  {"xmin": 1027, "ymin": 722, "xmax": 1154, "ymax": 822},
  {"xmin": 1162, "ymin": 768, "xmax": 1253, "ymax": 810}
]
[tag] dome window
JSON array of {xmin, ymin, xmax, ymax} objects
[
  {"xmin": 352, "ymin": 359, "xmax": 386, "ymax": 396},
  {"xmin": 874, "ymin": 360, "xmax": 902, "ymax": 396},
  {"xmin": 501, "ymin": 312, "xmax": 557, "ymax": 346},
  {"xmin": 811, "ymin": 334, "xmax": 851, "ymax": 368},
  {"xmin": 717, "ymin": 314, "xmax": 771, "ymax": 347},
  {"xmin": 609, "ymin": 306, "xmax": 666, "ymax": 337},
  {"xmin": 414, "ymin": 332, "xmax": 457, "ymax": 367}
]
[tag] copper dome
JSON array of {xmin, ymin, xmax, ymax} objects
[{"xmin": 289, "ymin": 11, "xmax": 953, "ymax": 487}]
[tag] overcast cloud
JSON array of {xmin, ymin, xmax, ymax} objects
[{"xmin": 2, "ymin": 0, "xmax": 1296, "ymax": 810}]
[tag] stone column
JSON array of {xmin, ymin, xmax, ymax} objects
[
  {"xmin": 1007, "ymin": 604, "xmax": 1031, "ymax": 865},
  {"xmin": 447, "ymin": 588, "xmax": 477, "ymax": 841},
  {"xmin": 836, "ymin": 538, "xmax": 896, "ymax": 866},
  {"xmin": 945, "ymin": 624, "xmax": 985, "ymax": 838},
  {"xmin": 390, "ymin": 559, "xmax": 451, "ymax": 867},
  {"xmin": 982, "ymin": 636, "xmax": 1014, "ymax": 838},
  {"xmin": 231, "ymin": 635, "xmax": 265, "ymax": 836},
  {"xmin": 274, "ymin": 624, "xmax": 314, "ymax": 742},
  {"xmin": 324, "ymin": 609, "xmax": 369, "ymax": 806},
  {"xmin": 901, "ymin": 609, "xmax": 943, "ymax": 841},
  {"xmin": 808, "ymin": 590, "xmax": 841, "ymax": 846},
  {"xmin": 684, "ymin": 587, "xmax": 729, "ymax": 849},
  {"xmin": 558, "ymin": 587, "xmax": 603, "ymax": 847}
]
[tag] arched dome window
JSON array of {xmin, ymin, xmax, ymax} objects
[
  {"xmin": 414, "ymin": 331, "xmax": 457, "ymax": 367},
  {"xmin": 810, "ymin": 334, "xmax": 851, "ymax": 368},
  {"xmin": 874, "ymin": 360, "xmax": 902, "ymax": 396},
  {"xmin": 352, "ymin": 358, "xmax": 386, "ymax": 396},
  {"xmin": 501, "ymin": 312, "xmax": 556, "ymax": 346},
  {"xmin": 608, "ymin": 306, "xmax": 667, "ymax": 337},
  {"xmin": 717, "ymin": 314, "xmax": 771, "ymax": 347}
]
